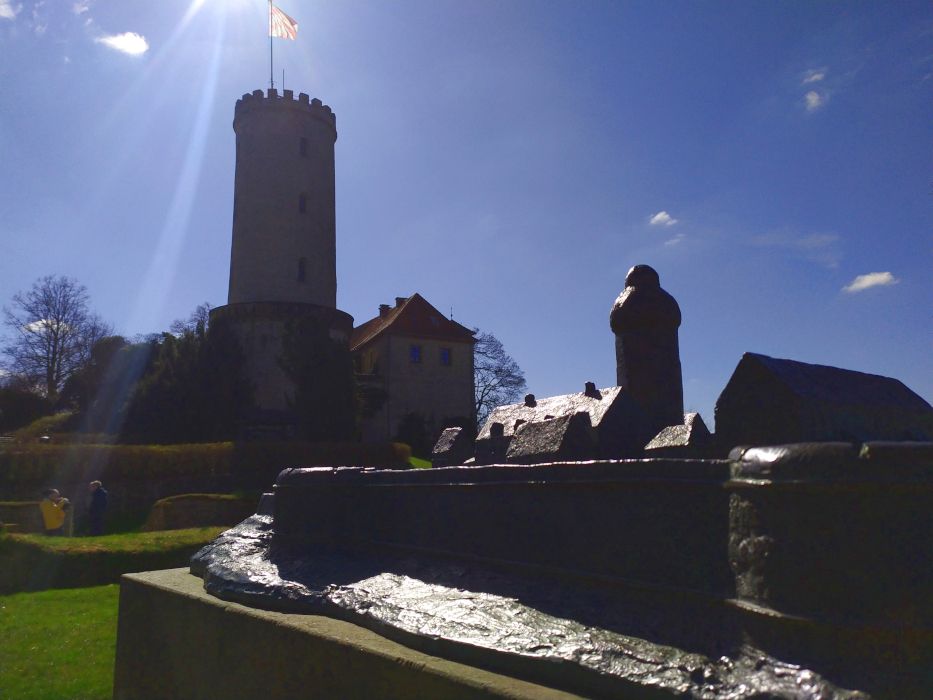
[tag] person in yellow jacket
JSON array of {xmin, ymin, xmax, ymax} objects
[{"xmin": 39, "ymin": 489, "xmax": 70, "ymax": 536}]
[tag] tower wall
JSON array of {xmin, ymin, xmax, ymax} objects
[
  {"xmin": 210, "ymin": 302, "xmax": 353, "ymax": 415},
  {"xmin": 228, "ymin": 89, "xmax": 338, "ymax": 307}
]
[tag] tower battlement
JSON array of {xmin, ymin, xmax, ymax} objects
[{"xmin": 234, "ymin": 88, "xmax": 336, "ymax": 131}]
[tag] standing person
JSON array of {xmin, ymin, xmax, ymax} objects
[
  {"xmin": 39, "ymin": 489, "xmax": 70, "ymax": 536},
  {"xmin": 87, "ymin": 481, "xmax": 108, "ymax": 536}
]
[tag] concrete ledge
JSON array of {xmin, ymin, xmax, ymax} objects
[{"xmin": 113, "ymin": 568, "xmax": 582, "ymax": 700}]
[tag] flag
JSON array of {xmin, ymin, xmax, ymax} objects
[{"xmin": 270, "ymin": 3, "xmax": 298, "ymax": 40}]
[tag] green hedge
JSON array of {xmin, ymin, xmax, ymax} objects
[
  {"xmin": 0, "ymin": 528, "xmax": 224, "ymax": 594},
  {"xmin": 0, "ymin": 441, "xmax": 411, "ymax": 491}
]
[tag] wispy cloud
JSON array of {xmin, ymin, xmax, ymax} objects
[
  {"xmin": 842, "ymin": 271, "xmax": 899, "ymax": 293},
  {"xmin": 752, "ymin": 231, "xmax": 841, "ymax": 268},
  {"xmin": 802, "ymin": 67, "xmax": 827, "ymax": 84},
  {"xmin": 95, "ymin": 31, "xmax": 149, "ymax": 55},
  {"xmin": 0, "ymin": 0, "xmax": 20, "ymax": 21},
  {"xmin": 804, "ymin": 90, "xmax": 826, "ymax": 112},
  {"xmin": 649, "ymin": 210, "xmax": 678, "ymax": 227},
  {"xmin": 664, "ymin": 233, "xmax": 686, "ymax": 247},
  {"xmin": 72, "ymin": 0, "xmax": 90, "ymax": 14},
  {"xmin": 31, "ymin": 1, "xmax": 46, "ymax": 35}
]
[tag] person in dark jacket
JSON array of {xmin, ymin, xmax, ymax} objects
[{"xmin": 87, "ymin": 481, "xmax": 108, "ymax": 536}]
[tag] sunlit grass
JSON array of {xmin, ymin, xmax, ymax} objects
[
  {"xmin": 0, "ymin": 585, "xmax": 119, "ymax": 700},
  {"xmin": 409, "ymin": 455, "xmax": 432, "ymax": 469}
]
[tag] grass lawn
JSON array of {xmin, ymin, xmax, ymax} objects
[
  {"xmin": 409, "ymin": 455, "xmax": 432, "ymax": 469},
  {"xmin": 0, "ymin": 584, "xmax": 119, "ymax": 700}
]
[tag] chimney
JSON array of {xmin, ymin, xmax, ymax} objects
[
  {"xmin": 395, "ymin": 296, "xmax": 407, "ymax": 307},
  {"xmin": 584, "ymin": 381, "xmax": 598, "ymax": 396},
  {"xmin": 524, "ymin": 394, "xmax": 536, "ymax": 407},
  {"xmin": 379, "ymin": 304, "xmax": 391, "ymax": 317}
]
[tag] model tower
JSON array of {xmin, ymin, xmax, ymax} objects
[
  {"xmin": 609, "ymin": 264, "xmax": 684, "ymax": 436},
  {"xmin": 212, "ymin": 89, "xmax": 353, "ymax": 426}
]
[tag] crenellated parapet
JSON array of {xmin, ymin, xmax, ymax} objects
[{"xmin": 234, "ymin": 87, "xmax": 336, "ymax": 132}]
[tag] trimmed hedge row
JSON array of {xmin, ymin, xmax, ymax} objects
[
  {"xmin": 0, "ymin": 441, "xmax": 411, "ymax": 491},
  {"xmin": 0, "ymin": 528, "xmax": 225, "ymax": 594},
  {"xmin": 142, "ymin": 494, "xmax": 258, "ymax": 532},
  {"xmin": 0, "ymin": 441, "xmax": 411, "ymax": 528}
]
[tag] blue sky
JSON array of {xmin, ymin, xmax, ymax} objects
[{"xmin": 1, "ymin": 0, "xmax": 930, "ymax": 425}]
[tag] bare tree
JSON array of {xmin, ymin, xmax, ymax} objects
[
  {"xmin": 170, "ymin": 302, "xmax": 212, "ymax": 335},
  {"xmin": 2, "ymin": 275, "xmax": 112, "ymax": 400},
  {"xmin": 473, "ymin": 330, "xmax": 527, "ymax": 428}
]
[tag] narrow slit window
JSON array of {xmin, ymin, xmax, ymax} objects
[
  {"xmin": 440, "ymin": 347, "xmax": 451, "ymax": 366},
  {"xmin": 410, "ymin": 345, "xmax": 422, "ymax": 363},
  {"xmin": 297, "ymin": 257, "xmax": 306, "ymax": 283}
]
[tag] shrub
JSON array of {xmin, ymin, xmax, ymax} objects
[
  {"xmin": 10, "ymin": 411, "xmax": 77, "ymax": 442},
  {"xmin": 142, "ymin": 493, "xmax": 258, "ymax": 532},
  {"xmin": 0, "ymin": 527, "xmax": 225, "ymax": 593}
]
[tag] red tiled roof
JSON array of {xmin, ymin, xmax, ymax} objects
[{"xmin": 350, "ymin": 293, "xmax": 476, "ymax": 351}]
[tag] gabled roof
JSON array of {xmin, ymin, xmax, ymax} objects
[
  {"xmin": 350, "ymin": 293, "xmax": 476, "ymax": 351},
  {"xmin": 730, "ymin": 353, "xmax": 932, "ymax": 409}
]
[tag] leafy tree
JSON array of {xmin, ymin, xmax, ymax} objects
[
  {"xmin": 120, "ymin": 317, "xmax": 253, "ymax": 443},
  {"xmin": 2, "ymin": 275, "xmax": 111, "ymax": 400},
  {"xmin": 0, "ymin": 375, "xmax": 53, "ymax": 432},
  {"xmin": 473, "ymin": 329, "xmax": 527, "ymax": 428},
  {"xmin": 279, "ymin": 316, "xmax": 356, "ymax": 442},
  {"xmin": 59, "ymin": 336, "xmax": 129, "ymax": 415}
]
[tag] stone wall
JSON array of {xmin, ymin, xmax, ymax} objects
[{"xmin": 210, "ymin": 302, "xmax": 353, "ymax": 414}]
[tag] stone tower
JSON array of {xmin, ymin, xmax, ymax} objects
[
  {"xmin": 228, "ymin": 88, "xmax": 337, "ymax": 307},
  {"xmin": 211, "ymin": 89, "xmax": 353, "ymax": 425},
  {"xmin": 609, "ymin": 264, "xmax": 684, "ymax": 436}
]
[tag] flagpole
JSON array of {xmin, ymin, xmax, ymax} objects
[{"xmin": 269, "ymin": 0, "xmax": 274, "ymax": 90}]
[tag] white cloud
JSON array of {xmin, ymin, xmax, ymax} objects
[
  {"xmin": 73, "ymin": 0, "xmax": 90, "ymax": 14},
  {"xmin": 96, "ymin": 31, "xmax": 149, "ymax": 55},
  {"xmin": 0, "ymin": 1, "xmax": 21, "ymax": 20},
  {"xmin": 802, "ymin": 67, "xmax": 827, "ymax": 84},
  {"xmin": 664, "ymin": 233, "xmax": 686, "ymax": 247},
  {"xmin": 649, "ymin": 211, "xmax": 678, "ymax": 227},
  {"xmin": 842, "ymin": 271, "xmax": 899, "ymax": 294},
  {"xmin": 805, "ymin": 90, "xmax": 825, "ymax": 112}
]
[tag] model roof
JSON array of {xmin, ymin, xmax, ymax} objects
[
  {"xmin": 477, "ymin": 385, "xmax": 627, "ymax": 441},
  {"xmin": 729, "ymin": 353, "xmax": 932, "ymax": 409}
]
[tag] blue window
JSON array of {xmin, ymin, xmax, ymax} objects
[
  {"xmin": 440, "ymin": 347, "xmax": 451, "ymax": 366},
  {"xmin": 410, "ymin": 345, "xmax": 422, "ymax": 363}
]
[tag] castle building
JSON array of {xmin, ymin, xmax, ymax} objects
[
  {"xmin": 211, "ymin": 89, "xmax": 354, "ymax": 428},
  {"xmin": 351, "ymin": 294, "xmax": 475, "ymax": 443},
  {"xmin": 212, "ymin": 89, "xmax": 475, "ymax": 441}
]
